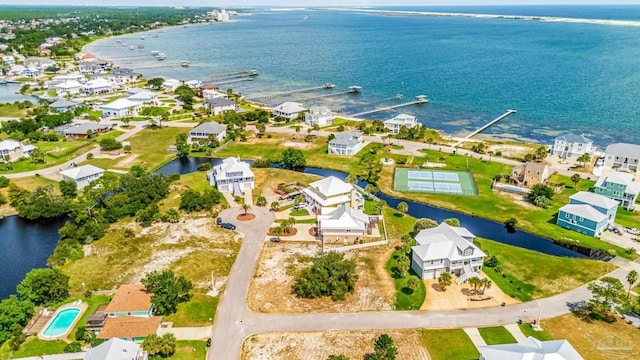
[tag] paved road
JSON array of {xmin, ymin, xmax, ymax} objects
[
  {"xmin": 208, "ymin": 206, "xmax": 275, "ymax": 360},
  {"xmin": 207, "ymin": 204, "xmax": 640, "ymax": 359}
]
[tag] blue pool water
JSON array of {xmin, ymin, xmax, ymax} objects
[{"xmin": 42, "ymin": 307, "xmax": 81, "ymax": 338}]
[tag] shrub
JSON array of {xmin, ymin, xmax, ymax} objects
[
  {"xmin": 293, "ymin": 252, "xmax": 358, "ymax": 301},
  {"xmin": 64, "ymin": 341, "xmax": 82, "ymax": 353},
  {"xmin": 251, "ymin": 158, "xmax": 271, "ymax": 168},
  {"xmin": 99, "ymin": 138, "xmax": 122, "ymax": 151},
  {"xmin": 484, "ymin": 255, "xmax": 499, "ymax": 268},
  {"xmin": 0, "ymin": 176, "xmax": 10, "ymax": 188},
  {"xmin": 86, "ymin": 153, "xmax": 94, "ymax": 160},
  {"xmin": 197, "ymin": 163, "xmax": 211, "ymax": 171}
]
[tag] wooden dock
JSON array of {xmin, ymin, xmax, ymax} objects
[
  {"xmin": 247, "ymin": 83, "xmax": 335, "ymax": 103},
  {"xmin": 453, "ymin": 109, "xmax": 517, "ymax": 148},
  {"xmin": 291, "ymin": 86, "xmax": 363, "ymax": 102},
  {"xmin": 348, "ymin": 95, "xmax": 428, "ymax": 118}
]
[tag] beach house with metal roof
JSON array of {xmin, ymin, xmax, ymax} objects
[
  {"xmin": 60, "ymin": 165, "xmax": 105, "ymax": 189},
  {"xmin": 84, "ymin": 338, "xmax": 148, "ymax": 360},
  {"xmin": 479, "ymin": 337, "xmax": 583, "ymax": 360},
  {"xmin": 188, "ymin": 121, "xmax": 227, "ymax": 144},
  {"xmin": 552, "ymin": 134, "xmax": 594, "ymax": 159},
  {"xmin": 49, "ymin": 99, "xmax": 79, "ymax": 112},
  {"xmin": 557, "ymin": 191, "xmax": 618, "ymax": 236},
  {"xmin": 328, "ymin": 131, "xmax": 364, "ymax": 156},
  {"xmin": 304, "ymin": 106, "xmax": 334, "ymax": 127},
  {"xmin": 302, "ymin": 176, "xmax": 364, "ymax": 214},
  {"xmin": 100, "ymin": 99, "xmax": 142, "ymax": 118},
  {"xmin": 384, "ymin": 113, "xmax": 418, "ymax": 134},
  {"xmin": 603, "ymin": 143, "xmax": 640, "ymax": 171},
  {"xmin": 594, "ymin": 171, "xmax": 640, "ymax": 210},
  {"xmin": 0, "ymin": 139, "xmax": 37, "ymax": 162},
  {"xmin": 204, "ymin": 97, "xmax": 237, "ymax": 115},
  {"xmin": 411, "ymin": 223, "xmax": 486, "ymax": 282},
  {"xmin": 273, "ymin": 101, "xmax": 306, "ymax": 120},
  {"xmin": 317, "ymin": 206, "xmax": 372, "ymax": 244},
  {"xmin": 207, "ymin": 157, "xmax": 254, "ymax": 196}
]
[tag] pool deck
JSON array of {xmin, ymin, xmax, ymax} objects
[{"xmin": 37, "ymin": 301, "xmax": 88, "ymax": 341}]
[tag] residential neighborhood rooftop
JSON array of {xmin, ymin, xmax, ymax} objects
[
  {"xmin": 555, "ymin": 134, "xmax": 592, "ymax": 143},
  {"xmin": 60, "ymin": 164, "xmax": 104, "ymax": 180},
  {"xmin": 558, "ymin": 204, "xmax": 608, "ymax": 223},
  {"xmin": 479, "ymin": 337, "xmax": 583, "ymax": 360},
  {"xmin": 97, "ymin": 316, "xmax": 162, "ymax": 340},
  {"xmin": 104, "ymin": 284, "xmax": 152, "ymax": 313},
  {"xmin": 569, "ymin": 191, "xmax": 619, "ymax": 209},
  {"xmin": 190, "ymin": 121, "xmax": 227, "ymax": 134},
  {"xmin": 605, "ymin": 142, "xmax": 640, "ymax": 159}
]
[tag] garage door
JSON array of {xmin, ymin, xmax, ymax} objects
[{"xmin": 422, "ymin": 269, "xmax": 435, "ymax": 279}]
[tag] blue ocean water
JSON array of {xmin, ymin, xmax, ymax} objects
[{"xmin": 85, "ymin": 6, "xmax": 640, "ymax": 146}]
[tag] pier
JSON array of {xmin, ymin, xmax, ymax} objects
[
  {"xmin": 210, "ymin": 70, "xmax": 259, "ymax": 80},
  {"xmin": 247, "ymin": 83, "xmax": 336, "ymax": 103},
  {"xmin": 213, "ymin": 77, "xmax": 255, "ymax": 86},
  {"xmin": 452, "ymin": 109, "xmax": 517, "ymax": 148},
  {"xmin": 348, "ymin": 95, "xmax": 428, "ymax": 118},
  {"xmin": 290, "ymin": 86, "xmax": 363, "ymax": 102}
]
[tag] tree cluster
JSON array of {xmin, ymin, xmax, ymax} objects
[
  {"xmin": 293, "ymin": 252, "xmax": 358, "ymax": 301},
  {"xmin": 179, "ymin": 188, "xmax": 223, "ymax": 213},
  {"xmin": 99, "ymin": 138, "xmax": 122, "ymax": 151},
  {"xmin": 9, "ymin": 184, "xmax": 70, "ymax": 220},
  {"xmin": 280, "ymin": 148, "xmax": 306, "ymax": 170},
  {"xmin": 142, "ymin": 333, "xmax": 177, "ymax": 358},
  {"xmin": 142, "ymin": 270, "xmax": 193, "ymax": 316},
  {"xmin": 526, "ymin": 184, "xmax": 554, "ymax": 209}
]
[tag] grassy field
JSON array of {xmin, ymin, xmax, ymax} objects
[
  {"xmin": 168, "ymin": 341, "xmax": 207, "ymax": 360},
  {"xmin": 419, "ymin": 329, "xmax": 480, "ymax": 360},
  {"xmin": 251, "ymin": 167, "xmax": 321, "ymax": 203},
  {"xmin": 83, "ymin": 127, "xmax": 189, "ymax": 172},
  {"xmin": 386, "ymin": 236, "xmax": 426, "ymax": 310},
  {"xmin": 475, "ymin": 238, "xmax": 615, "ymax": 301},
  {"xmin": 0, "ymin": 102, "xmax": 29, "ymax": 117},
  {"xmin": 518, "ymin": 322, "xmax": 554, "ymax": 341},
  {"xmin": 0, "ymin": 338, "xmax": 67, "ymax": 359},
  {"xmin": 164, "ymin": 294, "xmax": 218, "ymax": 327},
  {"xmin": 478, "ymin": 326, "xmax": 517, "ymax": 345},
  {"xmin": 159, "ymin": 172, "xmax": 213, "ymax": 211},
  {"xmin": 0, "ymin": 140, "xmax": 94, "ymax": 174},
  {"xmin": 0, "ymin": 176, "xmax": 59, "ymax": 215},
  {"xmin": 382, "ymin": 207, "xmax": 416, "ymax": 241}
]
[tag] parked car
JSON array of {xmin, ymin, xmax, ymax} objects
[
  {"xmin": 220, "ymin": 223, "xmax": 236, "ymax": 230},
  {"xmin": 293, "ymin": 203, "xmax": 306, "ymax": 210},
  {"xmin": 625, "ymin": 227, "xmax": 639, "ymax": 235},
  {"xmin": 216, "ymin": 217, "xmax": 222, "ymax": 225},
  {"xmin": 206, "ymin": 338, "xmax": 211, "ymax": 347},
  {"xmin": 274, "ymin": 189, "xmax": 286, "ymax": 196},
  {"xmin": 269, "ymin": 237, "xmax": 281, "ymax": 242}
]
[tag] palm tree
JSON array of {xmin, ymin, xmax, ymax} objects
[
  {"xmin": 438, "ymin": 272, "xmax": 452, "ymax": 291},
  {"xmin": 293, "ymin": 125, "xmax": 301, "ymax": 139},
  {"xmin": 627, "ymin": 270, "xmax": 638, "ymax": 298},
  {"xmin": 425, "ymin": 137, "xmax": 433, "ymax": 150},
  {"xmin": 270, "ymin": 201, "xmax": 280, "ymax": 212},
  {"xmin": 272, "ymin": 226, "xmax": 284, "ymax": 237},
  {"xmin": 313, "ymin": 124, "xmax": 320, "ymax": 136},
  {"xmin": 570, "ymin": 174, "xmax": 581, "ymax": 187},
  {"xmin": 468, "ymin": 277, "xmax": 482, "ymax": 296},
  {"xmin": 480, "ymin": 278, "xmax": 492, "ymax": 295},
  {"xmin": 241, "ymin": 203, "xmax": 251, "ymax": 215}
]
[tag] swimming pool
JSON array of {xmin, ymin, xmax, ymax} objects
[
  {"xmin": 496, "ymin": 184, "xmax": 530, "ymax": 194},
  {"xmin": 41, "ymin": 307, "xmax": 81, "ymax": 338}
]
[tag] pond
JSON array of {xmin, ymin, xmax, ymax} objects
[
  {"xmin": 155, "ymin": 157, "xmax": 587, "ymax": 259},
  {"xmin": 0, "ymin": 83, "xmax": 36, "ymax": 104}
]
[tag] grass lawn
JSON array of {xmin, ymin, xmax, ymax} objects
[
  {"xmin": 475, "ymin": 238, "xmax": 615, "ymax": 301},
  {"xmin": 378, "ymin": 150, "xmax": 632, "ymax": 259},
  {"xmin": 0, "ymin": 338, "xmax": 67, "ymax": 359},
  {"xmin": 386, "ymin": 245, "xmax": 426, "ymax": 310},
  {"xmin": 83, "ymin": 127, "xmax": 189, "ymax": 172},
  {"xmin": 168, "ymin": 341, "xmax": 207, "ymax": 360},
  {"xmin": 419, "ymin": 329, "xmax": 479, "ymax": 360},
  {"xmin": 382, "ymin": 207, "xmax": 416, "ymax": 241},
  {"xmin": 290, "ymin": 209, "xmax": 309, "ymax": 216},
  {"xmin": 518, "ymin": 322, "xmax": 554, "ymax": 341},
  {"xmin": 0, "ymin": 102, "xmax": 29, "ymax": 117},
  {"xmin": 94, "ymin": 130, "xmax": 124, "ymax": 142},
  {"xmin": 478, "ymin": 326, "xmax": 517, "ymax": 345},
  {"xmin": 0, "ymin": 140, "xmax": 94, "ymax": 174},
  {"xmin": 250, "ymin": 167, "xmax": 321, "ymax": 204},
  {"xmin": 159, "ymin": 172, "xmax": 212, "ymax": 211},
  {"xmin": 164, "ymin": 294, "xmax": 218, "ymax": 327},
  {"xmin": 69, "ymin": 295, "xmax": 111, "ymax": 340},
  {"xmin": 543, "ymin": 313, "xmax": 640, "ymax": 359}
]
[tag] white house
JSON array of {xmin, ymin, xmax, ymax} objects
[
  {"xmin": 162, "ymin": 79, "xmax": 181, "ymax": 92},
  {"xmin": 106, "ymin": 68, "xmax": 140, "ymax": 84},
  {"xmin": 411, "ymin": 223, "xmax": 486, "ymax": 282},
  {"xmin": 302, "ymin": 176, "xmax": 364, "ymax": 213},
  {"xmin": 127, "ymin": 91, "xmax": 159, "ymax": 105},
  {"xmin": 603, "ymin": 143, "xmax": 640, "ymax": 171},
  {"xmin": 84, "ymin": 338, "xmax": 148, "ymax": 360},
  {"xmin": 317, "ymin": 206, "xmax": 371, "ymax": 244},
  {"xmin": 83, "ymin": 78, "xmax": 114, "ymax": 95},
  {"xmin": 273, "ymin": 102, "xmax": 306, "ymax": 120},
  {"xmin": 328, "ymin": 131, "xmax": 364, "ymax": 156},
  {"xmin": 184, "ymin": 80, "xmax": 202, "ymax": 89},
  {"xmin": 0, "ymin": 139, "xmax": 36, "ymax": 162},
  {"xmin": 100, "ymin": 99, "xmax": 141, "ymax": 118},
  {"xmin": 304, "ymin": 106, "xmax": 334, "ymax": 127},
  {"xmin": 8, "ymin": 64, "xmax": 26, "ymax": 76},
  {"xmin": 384, "ymin": 113, "xmax": 418, "ymax": 134},
  {"xmin": 203, "ymin": 98, "xmax": 237, "ymax": 115},
  {"xmin": 2, "ymin": 55, "xmax": 15, "ymax": 64},
  {"xmin": 552, "ymin": 134, "xmax": 594, "ymax": 159},
  {"xmin": 188, "ymin": 121, "xmax": 227, "ymax": 144},
  {"xmin": 60, "ymin": 165, "xmax": 105, "ymax": 189},
  {"xmin": 54, "ymin": 80, "xmax": 83, "ymax": 96},
  {"xmin": 22, "ymin": 66, "xmax": 42, "ymax": 78},
  {"xmin": 207, "ymin": 157, "xmax": 255, "ymax": 196},
  {"xmin": 202, "ymin": 89, "xmax": 227, "ymax": 100},
  {"xmin": 479, "ymin": 337, "xmax": 583, "ymax": 360}
]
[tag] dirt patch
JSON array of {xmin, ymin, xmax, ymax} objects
[
  {"xmin": 267, "ymin": 228, "xmax": 298, "ymax": 236},
  {"xmin": 248, "ymin": 243, "xmax": 394, "ymax": 313},
  {"xmin": 487, "ymin": 144, "xmax": 536, "ymax": 159},
  {"xmin": 237, "ymin": 213, "xmax": 256, "ymax": 221},
  {"xmin": 115, "ymin": 153, "xmax": 139, "ymax": 168},
  {"xmin": 495, "ymin": 191, "xmax": 537, "ymax": 210},
  {"xmin": 242, "ymin": 329, "xmax": 431, "ymax": 360},
  {"xmin": 282, "ymin": 141, "xmax": 312, "ymax": 149}
]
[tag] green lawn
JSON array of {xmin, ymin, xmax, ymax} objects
[
  {"xmin": 419, "ymin": 329, "xmax": 479, "ymax": 360},
  {"xmin": 0, "ymin": 140, "xmax": 94, "ymax": 174},
  {"xmin": 386, "ymin": 245, "xmax": 426, "ymax": 310},
  {"xmin": 0, "ymin": 102, "xmax": 29, "ymax": 117},
  {"xmin": 168, "ymin": 341, "xmax": 207, "ymax": 360},
  {"xmin": 478, "ymin": 326, "xmax": 517, "ymax": 345},
  {"xmin": 518, "ymin": 322, "xmax": 554, "ymax": 341},
  {"xmin": 289, "ymin": 209, "xmax": 310, "ymax": 216},
  {"xmin": 382, "ymin": 207, "xmax": 416, "ymax": 241},
  {"xmin": 70, "ymin": 295, "xmax": 111, "ymax": 340},
  {"xmin": 0, "ymin": 338, "xmax": 67, "ymax": 359},
  {"xmin": 164, "ymin": 294, "xmax": 218, "ymax": 327},
  {"xmin": 475, "ymin": 238, "xmax": 615, "ymax": 301}
]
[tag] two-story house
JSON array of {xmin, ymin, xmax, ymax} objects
[
  {"xmin": 328, "ymin": 131, "xmax": 364, "ymax": 156},
  {"xmin": 552, "ymin": 134, "xmax": 594, "ymax": 159},
  {"xmin": 302, "ymin": 176, "xmax": 364, "ymax": 214},
  {"xmin": 304, "ymin": 106, "xmax": 334, "ymax": 127},
  {"xmin": 188, "ymin": 121, "xmax": 227, "ymax": 144},
  {"xmin": 410, "ymin": 223, "xmax": 486, "ymax": 283},
  {"xmin": 384, "ymin": 113, "xmax": 418, "ymax": 134},
  {"xmin": 208, "ymin": 157, "xmax": 255, "ymax": 196},
  {"xmin": 603, "ymin": 143, "xmax": 640, "ymax": 171},
  {"xmin": 317, "ymin": 206, "xmax": 372, "ymax": 244},
  {"xmin": 509, "ymin": 162, "xmax": 550, "ymax": 188},
  {"xmin": 60, "ymin": 164, "xmax": 105, "ymax": 189},
  {"xmin": 594, "ymin": 171, "xmax": 640, "ymax": 210},
  {"xmin": 0, "ymin": 139, "xmax": 37, "ymax": 162},
  {"xmin": 97, "ymin": 284, "xmax": 162, "ymax": 343},
  {"xmin": 557, "ymin": 191, "xmax": 619, "ymax": 237},
  {"xmin": 85, "ymin": 338, "xmax": 148, "ymax": 360},
  {"xmin": 273, "ymin": 102, "xmax": 306, "ymax": 120}
]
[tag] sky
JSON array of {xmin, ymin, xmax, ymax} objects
[{"xmin": 0, "ymin": 0, "xmax": 639, "ymax": 7}]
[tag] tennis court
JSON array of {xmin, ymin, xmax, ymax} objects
[{"xmin": 394, "ymin": 168, "xmax": 477, "ymax": 196}]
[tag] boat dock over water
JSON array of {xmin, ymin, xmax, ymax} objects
[
  {"xmin": 247, "ymin": 83, "xmax": 335, "ymax": 103},
  {"xmin": 348, "ymin": 95, "xmax": 428, "ymax": 118},
  {"xmin": 453, "ymin": 109, "xmax": 517, "ymax": 148}
]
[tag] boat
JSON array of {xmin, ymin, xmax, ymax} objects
[
  {"xmin": 128, "ymin": 45, "xmax": 135, "ymax": 50},
  {"xmin": 323, "ymin": 83, "xmax": 336, "ymax": 89},
  {"xmin": 156, "ymin": 53, "xmax": 167, "ymax": 60},
  {"xmin": 137, "ymin": 44, "xmax": 144, "ymax": 49},
  {"xmin": 303, "ymin": 16, "xmax": 309, "ymax": 20},
  {"xmin": 140, "ymin": 36, "xmax": 145, "ymax": 40},
  {"xmin": 181, "ymin": 61, "xmax": 190, "ymax": 67},
  {"xmin": 151, "ymin": 50, "xmax": 161, "ymax": 56},
  {"xmin": 0, "ymin": 76, "xmax": 7, "ymax": 84}
]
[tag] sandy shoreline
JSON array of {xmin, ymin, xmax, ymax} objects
[{"xmin": 330, "ymin": 8, "xmax": 640, "ymax": 27}]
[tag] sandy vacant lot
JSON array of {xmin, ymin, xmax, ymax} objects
[
  {"xmin": 242, "ymin": 330, "xmax": 431, "ymax": 360},
  {"xmin": 248, "ymin": 243, "xmax": 395, "ymax": 313}
]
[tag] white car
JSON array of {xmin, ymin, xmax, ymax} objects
[{"xmin": 625, "ymin": 228, "xmax": 639, "ymax": 235}]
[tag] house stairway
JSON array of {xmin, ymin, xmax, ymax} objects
[
  {"xmin": 456, "ymin": 263, "xmax": 479, "ymax": 285},
  {"xmin": 233, "ymin": 182, "xmax": 242, "ymax": 197}
]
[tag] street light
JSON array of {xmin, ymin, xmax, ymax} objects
[{"xmin": 535, "ymin": 300, "xmax": 543, "ymax": 331}]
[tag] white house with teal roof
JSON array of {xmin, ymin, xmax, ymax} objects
[{"xmin": 557, "ymin": 191, "xmax": 618, "ymax": 237}]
